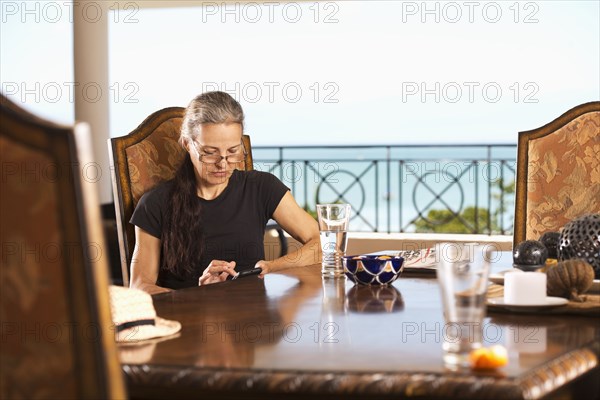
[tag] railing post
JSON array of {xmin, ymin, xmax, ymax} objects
[
  {"xmin": 399, "ymin": 160, "xmax": 404, "ymax": 233},
  {"xmin": 291, "ymin": 160, "xmax": 296, "ymax": 195},
  {"xmin": 278, "ymin": 147, "xmax": 284, "ymax": 180},
  {"xmin": 375, "ymin": 160, "xmax": 379, "ymax": 232},
  {"xmin": 500, "ymin": 160, "xmax": 505, "ymax": 235},
  {"xmin": 386, "ymin": 146, "xmax": 391, "ymax": 234},
  {"xmin": 475, "ymin": 160, "xmax": 479, "ymax": 234},
  {"xmin": 487, "ymin": 145, "xmax": 492, "ymax": 235},
  {"xmin": 304, "ymin": 160, "xmax": 308, "ymax": 211}
]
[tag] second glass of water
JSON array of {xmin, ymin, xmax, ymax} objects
[
  {"xmin": 436, "ymin": 243, "xmax": 492, "ymax": 368},
  {"xmin": 316, "ymin": 204, "xmax": 351, "ymax": 278}
]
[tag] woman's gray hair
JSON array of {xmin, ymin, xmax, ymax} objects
[{"xmin": 181, "ymin": 91, "xmax": 245, "ymax": 141}]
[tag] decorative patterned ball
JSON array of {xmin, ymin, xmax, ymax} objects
[
  {"xmin": 558, "ymin": 214, "xmax": 600, "ymax": 279},
  {"xmin": 539, "ymin": 231, "xmax": 560, "ymax": 259},
  {"xmin": 513, "ymin": 240, "xmax": 548, "ymax": 268}
]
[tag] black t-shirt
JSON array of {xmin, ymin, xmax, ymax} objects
[{"xmin": 130, "ymin": 170, "xmax": 289, "ymax": 289}]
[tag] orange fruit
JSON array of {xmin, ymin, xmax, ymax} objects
[{"xmin": 469, "ymin": 345, "xmax": 508, "ymax": 370}]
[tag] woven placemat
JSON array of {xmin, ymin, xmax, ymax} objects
[{"xmin": 486, "ymin": 284, "xmax": 600, "ymax": 316}]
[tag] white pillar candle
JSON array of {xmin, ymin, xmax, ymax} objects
[{"xmin": 504, "ymin": 272, "xmax": 547, "ymax": 305}]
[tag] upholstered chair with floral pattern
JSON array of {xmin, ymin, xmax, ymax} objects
[
  {"xmin": 514, "ymin": 101, "xmax": 600, "ymax": 247},
  {"xmin": 109, "ymin": 107, "xmax": 254, "ymax": 286},
  {"xmin": 0, "ymin": 95, "xmax": 125, "ymax": 399}
]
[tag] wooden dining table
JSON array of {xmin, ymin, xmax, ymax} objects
[{"xmin": 119, "ymin": 253, "xmax": 600, "ymax": 399}]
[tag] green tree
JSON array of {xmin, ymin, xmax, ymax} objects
[
  {"xmin": 491, "ymin": 178, "xmax": 515, "ymax": 234},
  {"xmin": 413, "ymin": 178, "xmax": 515, "ymax": 234},
  {"xmin": 413, "ymin": 206, "xmax": 493, "ymax": 234}
]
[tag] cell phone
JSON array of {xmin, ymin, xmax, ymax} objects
[{"xmin": 230, "ymin": 267, "xmax": 263, "ymax": 280}]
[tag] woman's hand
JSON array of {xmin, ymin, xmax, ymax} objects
[
  {"xmin": 199, "ymin": 260, "xmax": 237, "ymax": 286},
  {"xmin": 255, "ymin": 260, "xmax": 272, "ymax": 278}
]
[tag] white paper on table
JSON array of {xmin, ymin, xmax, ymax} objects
[{"xmin": 366, "ymin": 248, "xmax": 438, "ymax": 270}]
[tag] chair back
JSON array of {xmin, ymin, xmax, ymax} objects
[
  {"xmin": 0, "ymin": 95, "xmax": 126, "ymax": 399},
  {"xmin": 108, "ymin": 107, "xmax": 253, "ymax": 285},
  {"xmin": 514, "ymin": 101, "xmax": 600, "ymax": 247}
]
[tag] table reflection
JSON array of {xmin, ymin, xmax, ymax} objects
[{"xmin": 345, "ymin": 284, "xmax": 405, "ymax": 313}]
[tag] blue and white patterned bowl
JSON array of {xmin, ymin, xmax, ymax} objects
[{"xmin": 342, "ymin": 255, "xmax": 404, "ymax": 285}]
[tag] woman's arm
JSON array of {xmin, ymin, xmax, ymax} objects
[
  {"xmin": 257, "ymin": 191, "xmax": 321, "ymax": 275},
  {"xmin": 130, "ymin": 226, "xmax": 171, "ymax": 294}
]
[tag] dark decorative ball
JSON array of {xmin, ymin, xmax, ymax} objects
[
  {"xmin": 558, "ymin": 214, "xmax": 600, "ymax": 279},
  {"xmin": 539, "ymin": 231, "xmax": 561, "ymax": 259},
  {"xmin": 513, "ymin": 240, "xmax": 548, "ymax": 269}
]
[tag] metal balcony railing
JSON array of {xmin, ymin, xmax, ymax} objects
[{"xmin": 253, "ymin": 144, "xmax": 516, "ymax": 235}]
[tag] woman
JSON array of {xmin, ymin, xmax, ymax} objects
[{"xmin": 130, "ymin": 91, "xmax": 320, "ymax": 294}]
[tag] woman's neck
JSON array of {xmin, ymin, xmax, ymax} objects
[{"xmin": 196, "ymin": 178, "xmax": 230, "ymax": 200}]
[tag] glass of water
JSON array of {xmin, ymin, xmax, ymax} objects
[
  {"xmin": 316, "ymin": 204, "xmax": 351, "ymax": 278},
  {"xmin": 436, "ymin": 243, "xmax": 492, "ymax": 368}
]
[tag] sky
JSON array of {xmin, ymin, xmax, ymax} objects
[{"xmin": 1, "ymin": 0, "xmax": 599, "ymax": 146}]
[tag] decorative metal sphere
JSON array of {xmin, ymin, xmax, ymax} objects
[
  {"xmin": 558, "ymin": 214, "xmax": 600, "ymax": 279},
  {"xmin": 539, "ymin": 231, "xmax": 561, "ymax": 259},
  {"xmin": 513, "ymin": 240, "xmax": 548, "ymax": 270}
]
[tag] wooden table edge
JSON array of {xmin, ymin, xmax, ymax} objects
[{"xmin": 122, "ymin": 341, "xmax": 599, "ymax": 399}]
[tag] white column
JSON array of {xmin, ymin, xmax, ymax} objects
[{"xmin": 73, "ymin": 1, "xmax": 111, "ymax": 204}]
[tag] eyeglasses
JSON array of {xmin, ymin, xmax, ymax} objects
[{"xmin": 192, "ymin": 141, "xmax": 246, "ymax": 165}]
